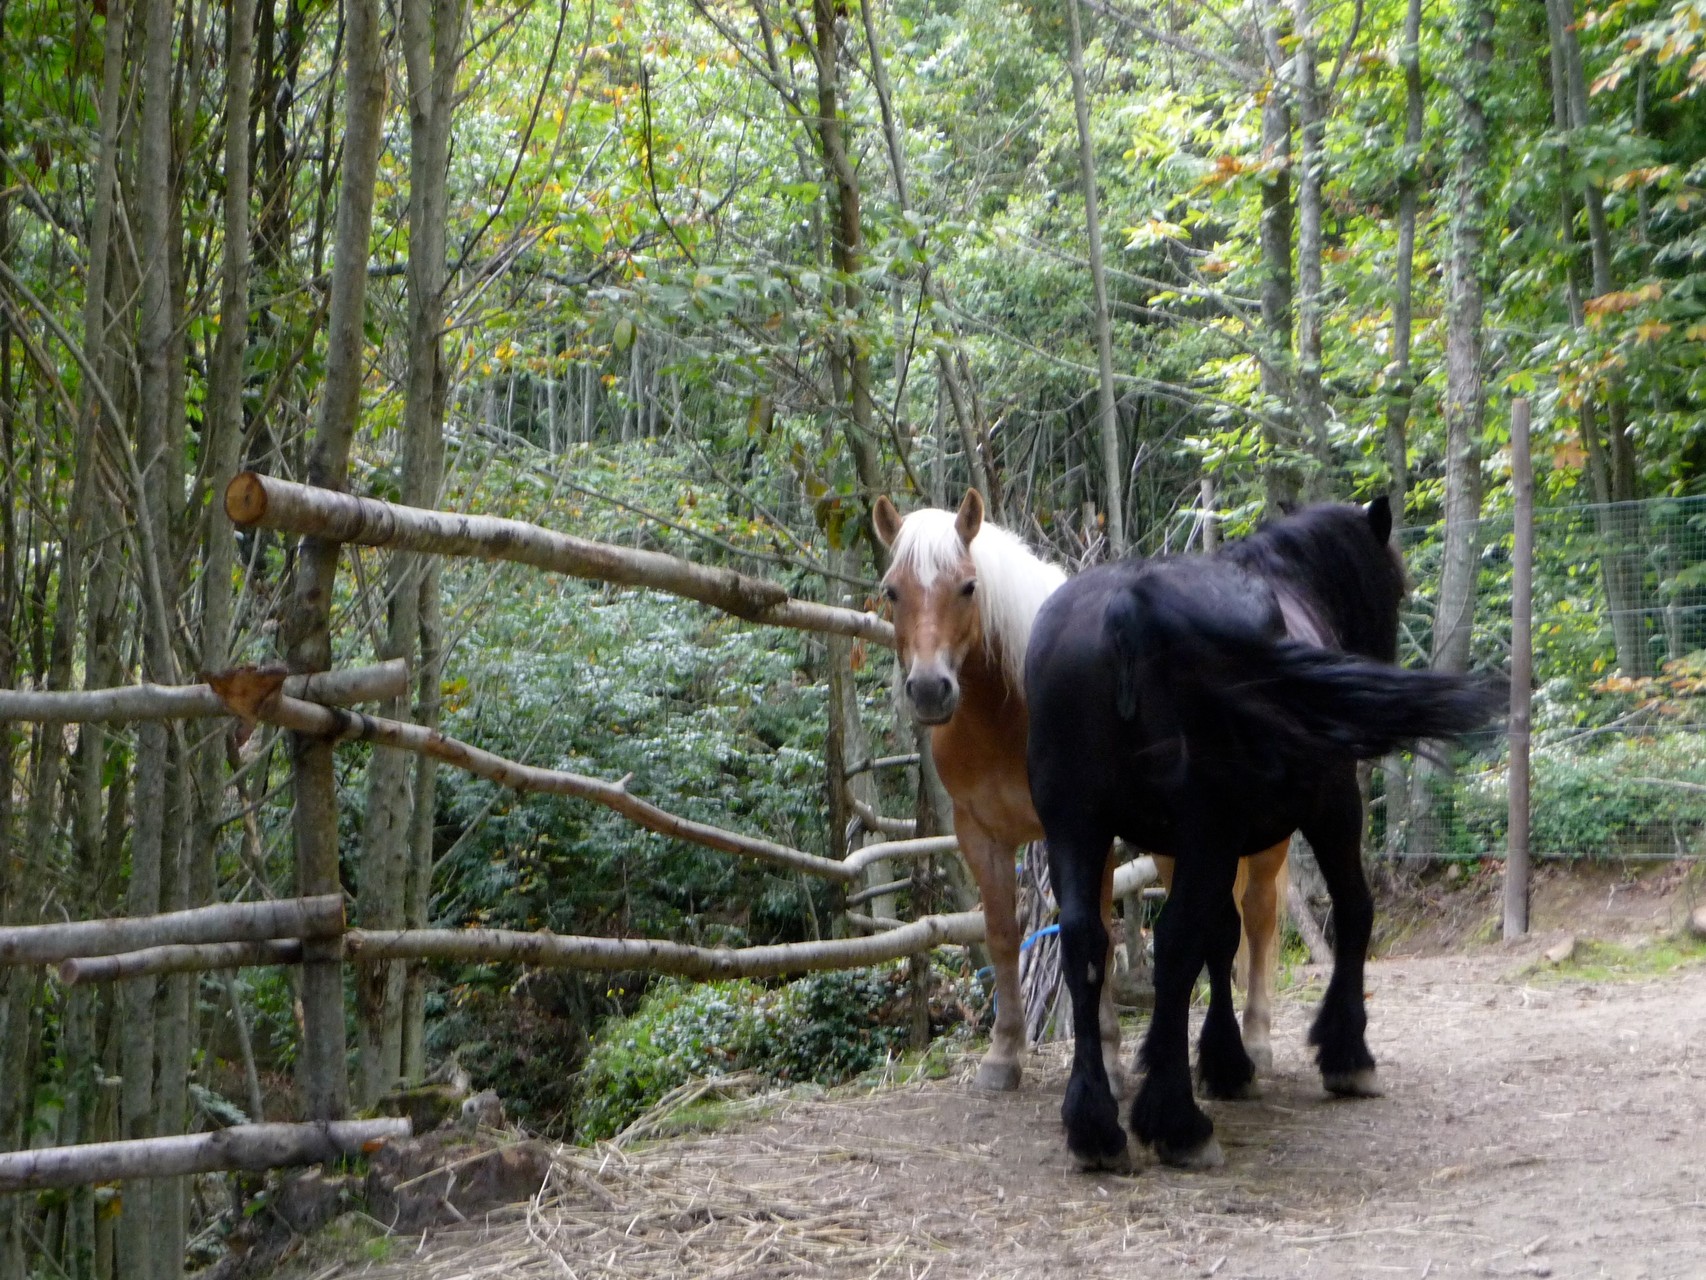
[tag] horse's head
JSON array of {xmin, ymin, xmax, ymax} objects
[{"xmin": 872, "ymin": 490, "xmax": 986, "ymax": 725}]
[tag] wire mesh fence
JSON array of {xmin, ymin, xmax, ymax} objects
[{"xmin": 1380, "ymin": 495, "xmax": 1706, "ymax": 863}]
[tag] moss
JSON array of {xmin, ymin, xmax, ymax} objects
[{"xmin": 1527, "ymin": 934, "xmax": 1706, "ymax": 983}]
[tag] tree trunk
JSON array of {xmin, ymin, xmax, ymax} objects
[
  {"xmin": 357, "ymin": 0, "xmax": 465, "ymax": 1109},
  {"xmin": 1384, "ymin": 0, "xmax": 1421, "ymax": 522},
  {"xmin": 810, "ymin": 0, "xmax": 885, "ymax": 540},
  {"xmin": 1291, "ymin": 0, "xmax": 1328, "ymax": 498},
  {"xmin": 1257, "ymin": 5, "xmax": 1298, "ymax": 513},
  {"xmin": 278, "ymin": 0, "xmax": 388, "ymax": 1124},
  {"xmin": 1547, "ymin": 0, "xmax": 1651, "ymax": 674},
  {"xmin": 1064, "ymin": 0, "xmax": 1125, "ymax": 552},
  {"xmin": 1431, "ymin": 0, "xmax": 1491, "ymax": 679}
]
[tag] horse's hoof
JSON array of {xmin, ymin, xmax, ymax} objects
[
  {"xmin": 1323, "ymin": 1067, "xmax": 1384, "ymax": 1098},
  {"xmin": 1071, "ymin": 1138, "xmax": 1135, "ymax": 1174},
  {"xmin": 974, "ymin": 1060, "xmax": 1022, "ymax": 1092},
  {"xmin": 1155, "ymin": 1135, "xmax": 1225, "ymax": 1170},
  {"xmin": 1246, "ymin": 1043, "xmax": 1273, "ymax": 1075},
  {"xmin": 1197, "ymin": 1073, "xmax": 1261, "ymax": 1102}
]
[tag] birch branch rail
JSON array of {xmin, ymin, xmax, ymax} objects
[
  {"xmin": 244, "ymin": 693, "xmax": 853, "ymax": 882},
  {"xmin": 0, "ymin": 1119, "xmax": 411, "ymax": 1192},
  {"xmin": 343, "ymin": 913, "xmax": 989, "ymax": 979},
  {"xmin": 0, "ymin": 896, "xmax": 345, "ymax": 966},
  {"xmin": 226, "ymin": 472, "xmax": 894, "ymax": 646},
  {"xmin": 49, "ymin": 858, "xmax": 1163, "ymax": 982},
  {"xmin": 842, "ymin": 835, "xmax": 961, "ymax": 878},
  {"xmin": 0, "ymin": 659, "xmax": 410, "ymax": 723},
  {"xmin": 59, "ymin": 939, "xmax": 305, "ymax": 984}
]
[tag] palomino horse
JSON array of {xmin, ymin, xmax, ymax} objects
[
  {"xmin": 1025, "ymin": 499, "xmax": 1504, "ymax": 1171},
  {"xmin": 871, "ymin": 490, "xmax": 1289, "ymax": 1092}
]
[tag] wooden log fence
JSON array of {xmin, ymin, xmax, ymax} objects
[
  {"xmin": 0, "ymin": 1120, "xmax": 411, "ymax": 1193},
  {"xmin": 249, "ymin": 688, "xmax": 855, "ymax": 881},
  {"xmin": 59, "ymin": 939, "xmax": 305, "ymax": 984},
  {"xmin": 0, "ymin": 896, "xmax": 344, "ymax": 966},
  {"xmin": 0, "ymin": 659, "xmax": 408, "ymax": 722},
  {"xmin": 226, "ymin": 471, "xmax": 894, "ymax": 646},
  {"xmin": 45, "ymin": 854, "xmax": 1161, "ymax": 985}
]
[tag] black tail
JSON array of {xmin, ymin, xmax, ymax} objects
[{"xmin": 1107, "ymin": 573, "xmax": 1506, "ymax": 763}]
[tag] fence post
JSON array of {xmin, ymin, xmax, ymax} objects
[{"xmin": 1505, "ymin": 398, "xmax": 1533, "ymax": 939}]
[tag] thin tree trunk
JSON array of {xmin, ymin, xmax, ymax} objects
[
  {"xmin": 1431, "ymin": 0, "xmax": 1491, "ymax": 679},
  {"xmin": 1257, "ymin": 4, "xmax": 1297, "ymax": 513},
  {"xmin": 1384, "ymin": 0, "xmax": 1421, "ymax": 522},
  {"xmin": 358, "ymin": 0, "xmax": 465, "ymax": 1107},
  {"xmin": 1548, "ymin": 0, "xmax": 1651, "ymax": 674},
  {"xmin": 1064, "ymin": 0, "xmax": 1124, "ymax": 552},
  {"xmin": 1291, "ymin": 0, "xmax": 1328, "ymax": 497},
  {"xmin": 278, "ymin": 0, "xmax": 387, "ymax": 1124},
  {"xmin": 811, "ymin": 0, "xmax": 884, "ymax": 541}
]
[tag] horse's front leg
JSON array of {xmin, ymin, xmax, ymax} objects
[
  {"xmin": 1302, "ymin": 775, "xmax": 1383, "ymax": 1098},
  {"xmin": 1048, "ymin": 824, "xmax": 1131, "ymax": 1172},
  {"xmin": 1236, "ymin": 840, "xmax": 1290, "ymax": 1075},
  {"xmin": 1132, "ymin": 847, "xmax": 1238, "ymax": 1168},
  {"xmin": 954, "ymin": 811, "xmax": 1025, "ymax": 1092}
]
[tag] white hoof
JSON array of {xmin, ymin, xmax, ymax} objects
[
  {"xmin": 1157, "ymin": 1135, "xmax": 1225, "ymax": 1170},
  {"xmin": 1246, "ymin": 1042, "xmax": 1273, "ymax": 1075},
  {"xmin": 1323, "ymin": 1067, "xmax": 1384, "ymax": 1098},
  {"xmin": 974, "ymin": 1059, "xmax": 1022, "ymax": 1092},
  {"xmin": 1072, "ymin": 1138, "xmax": 1135, "ymax": 1174}
]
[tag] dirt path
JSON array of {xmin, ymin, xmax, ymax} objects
[{"xmin": 334, "ymin": 943, "xmax": 1706, "ymax": 1280}]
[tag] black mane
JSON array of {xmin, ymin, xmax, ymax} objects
[{"xmin": 1220, "ymin": 502, "xmax": 1404, "ymax": 662}]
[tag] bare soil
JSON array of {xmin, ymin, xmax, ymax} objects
[{"xmin": 322, "ymin": 867, "xmax": 1706, "ymax": 1280}]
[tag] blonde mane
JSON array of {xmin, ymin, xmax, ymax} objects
[{"xmin": 887, "ymin": 508, "xmax": 1067, "ymax": 695}]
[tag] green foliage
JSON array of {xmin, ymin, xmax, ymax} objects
[
  {"xmin": 573, "ymin": 961, "xmax": 982, "ymax": 1142},
  {"xmin": 1442, "ymin": 731, "xmax": 1706, "ymax": 858}
]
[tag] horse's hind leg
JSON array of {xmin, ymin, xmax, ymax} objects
[
  {"xmin": 1196, "ymin": 887, "xmax": 1257, "ymax": 1101},
  {"xmin": 1302, "ymin": 775, "xmax": 1384, "ymax": 1098},
  {"xmin": 1048, "ymin": 823, "xmax": 1131, "ymax": 1172},
  {"xmin": 1237, "ymin": 840, "xmax": 1289, "ymax": 1075},
  {"xmin": 1132, "ymin": 846, "xmax": 1237, "ymax": 1169},
  {"xmin": 1098, "ymin": 850, "xmax": 1126, "ymax": 1096},
  {"xmin": 955, "ymin": 812, "xmax": 1026, "ymax": 1092}
]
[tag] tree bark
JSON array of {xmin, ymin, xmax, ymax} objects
[
  {"xmin": 0, "ymin": 661, "xmax": 409, "ymax": 722},
  {"xmin": 1291, "ymin": 0, "xmax": 1328, "ymax": 497},
  {"xmin": 1547, "ymin": 0, "xmax": 1651, "ymax": 674},
  {"xmin": 810, "ymin": 0, "xmax": 885, "ymax": 535},
  {"xmin": 0, "ymin": 1120, "xmax": 411, "ymax": 1194},
  {"xmin": 1257, "ymin": 4, "xmax": 1298, "ymax": 512},
  {"xmin": 1064, "ymin": 0, "xmax": 1125, "ymax": 552},
  {"xmin": 1383, "ymin": 0, "xmax": 1422, "ymax": 522},
  {"xmin": 246, "ymin": 693, "xmax": 856, "ymax": 880},
  {"xmin": 0, "ymin": 896, "xmax": 345, "ymax": 966},
  {"xmin": 356, "ymin": 0, "xmax": 466, "ymax": 1110},
  {"xmin": 1431, "ymin": 0, "xmax": 1491, "ymax": 679},
  {"xmin": 227, "ymin": 472, "xmax": 894, "ymax": 644},
  {"xmin": 277, "ymin": 0, "xmax": 387, "ymax": 1124}
]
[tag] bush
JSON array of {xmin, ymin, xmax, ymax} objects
[
  {"xmin": 573, "ymin": 960, "xmax": 982, "ymax": 1142},
  {"xmin": 1453, "ymin": 731, "xmax": 1706, "ymax": 858}
]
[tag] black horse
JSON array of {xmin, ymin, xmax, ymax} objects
[{"xmin": 1024, "ymin": 498, "xmax": 1504, "ymax": 1172}]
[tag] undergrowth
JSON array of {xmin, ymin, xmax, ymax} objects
[{"xmin": 573, "ymin": 959, "xmax": 984, "ymax": 1141}]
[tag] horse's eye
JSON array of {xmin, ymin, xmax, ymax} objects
[
  {"xmin": 881, "ymin": 584, "xmax": 899, "ymax": 603},
  {"xmin": 960, "ymin": 579, "xmax": 977, "ymax": 598}
]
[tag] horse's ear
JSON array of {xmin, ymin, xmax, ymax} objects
[
  {"xmin": 1366, "ymin": 494, "xmax": 1393, "ymax": 545},
  {"xmin": 955, "ymin": 489, "xmax": 985, "ymax": 545},
  {"xmin": 872, "ymin": 495, "xmax": 903, "ymax": 548}
]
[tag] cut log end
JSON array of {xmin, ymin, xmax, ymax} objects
[{"xmin": 225, "ymin": 471, "xmax": 269, "ymax": 526}]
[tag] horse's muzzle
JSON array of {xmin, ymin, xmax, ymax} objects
[{"xmin": 905, "ymin": 672, "xmax": 959, "ymax": 724}]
